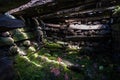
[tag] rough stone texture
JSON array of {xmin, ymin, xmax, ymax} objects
[
  {"xmin": 0, "ymin": 14, "xmax": 25, "ymax": 80},
  {"xmin": 0, "ymin": 57, "xmax": 15, "ymax": 80},
  {"xmin": 0, "ymin": 14, "xmax": 25, "ymax": 32}
]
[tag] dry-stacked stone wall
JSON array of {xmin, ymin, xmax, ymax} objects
[{"xmin": 0, "ymin": 17, "xmax": 42, "ymax": 80}]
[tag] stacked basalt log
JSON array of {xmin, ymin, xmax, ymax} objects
[
  {"xmin": 40, "ymin": 1, "xmax": 114, "ymax": 55},
  {"xmin": 41, "ymin": 21, "xmax": 112, "ymax": 57},
  {"xmin": 67, "ymin": 21, "xmax": 111, "ymax": 54}
]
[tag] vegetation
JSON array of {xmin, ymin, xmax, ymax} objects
[
  {"xmin": 13, "ymin": 41, "xmax": 117, "ymax": 80},
  {"xmin": 114, "ymin": 6, "xmax": 120, "ymax": 14}
]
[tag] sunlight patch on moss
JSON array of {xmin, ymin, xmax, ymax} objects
[{"xmin": 22, "ymin": 56, "xmax": 42, "ymax": 67}]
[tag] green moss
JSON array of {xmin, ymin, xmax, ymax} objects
[
  {"xmin": 10, "ymin": 29, "xmax": 36, "ymax": 42},
  {"xmin": 45, "ymin": 42, "xmax": 62, "ymax": 49},
  {"xmin": 14, "ymin": 41, "xmax": 115, "ymax": 80},
  {"xmin": 114, "ymin": 6, "xmax": 120, "ymax": 15},
  {"xmin": 14, "ymin": 45, "xmax": 84, "ymax": 80},
  {"xmin": 27, "ymin": 46, "xmax": 36, "ymax": 53}
]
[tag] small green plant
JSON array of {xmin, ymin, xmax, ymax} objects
[{"xmin": 114, "ymin": 6, "xmax": 120, "ymax": 14}]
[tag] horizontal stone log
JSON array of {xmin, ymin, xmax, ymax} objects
[
  {"xmin": 13, "ymin": 0, "xmax": 97, "ymax": 16},
  {"xmin": 65, "ymin": 35, "xmax": 110, "ymax": 41},
  {"xmin": 45, "ymin": 23, "xmax": 67, "ymax": 28},
  {"xmin": 63, "ymin": 16, "xmax": 110, "ymax": 23},
  {"xmin": 65, "ymin": 6, "xmax": 116, "ymax": 17},
  {"xmin": 75, "ymin": 30, "xmax": 110, "ymax": 36},
  {"xmin": 40, "ymin": 2, "xmax": 118, "ymax": 19},
  {"xmin": 43, "ymin": 27, "xmax": 60, "ymax": 31},
  {"xmin": 7, "ymin": 0, "xmax": 54, "ymax": 14},
  {"xmin": 69, "ymin": 24, "xmax": 107, "ymax": 30},
  {"xmin": 44, "ymin": 23, "xmax": 110, "ymax": 30},
  {"xmin": 45, "ymin": 23, "xmax": 61, "ymax": 28}
]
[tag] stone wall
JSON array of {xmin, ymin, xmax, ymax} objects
[{"xmin": 0, "ymin": 18, "xmax": 43, "ymax": 80}]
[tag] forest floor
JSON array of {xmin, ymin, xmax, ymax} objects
[{"xmin": 14, "ymin": 41, "xmax": 119, "ymax": 80}]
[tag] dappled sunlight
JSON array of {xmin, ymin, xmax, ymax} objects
[
  {"xmin": 0, "ymin": 0, "xmax": 119, "ymax": 80},
  {"xmin": 22, "ymin": 56, "xmax": 42, "ymax": 67},
  {"xmin": 62, "ymin": 59, "xmax": 74, "ymax": 66},
  {"xmin": 17, "ymin": 48, "xmax": 27, "ymax": 56},
  {"xmin": 14, "ymin": 51, "xmax": 75, "ymax": 80},
  {"xmin": 36, "ymin": 55, "xmax": 67, "ymax": 67},
  {"xmin": 14, "ymin": 40, "xmax": 116, "ymax": 80}
]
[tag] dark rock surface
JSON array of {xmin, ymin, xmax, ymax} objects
[
  {"xmin": 0, "ymin": 57, "xmax": 15, "ymax": 80},
  {"xmin": 0, "ymin": 14, "xmax": 25, "ymax": 32},
  {"xmin": 0, "ymin": 14, "xmax": 24, "ymax": 80}
]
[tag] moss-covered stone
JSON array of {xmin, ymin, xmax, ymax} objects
[
  {"xmin": 27, "ymin": 46, "xmax": 36, "ymax": 53},
  {"xmin": 23, "ymin": 40, "xmax": 31, "ymax": 47},
  {"xmin": 11, "ymin": 31, "xmax": 35, "ymax": 42},
  {"xmin": 0, "ymin": 37, "xmax": 14, "ymax": 46}
]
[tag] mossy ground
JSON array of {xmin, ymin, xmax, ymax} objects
[{"xmin": 14, "ymin": 41, "xmax": 118, "ymax": 80}]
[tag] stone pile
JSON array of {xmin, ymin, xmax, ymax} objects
[{"xmin": 0, "ymin": 14, "xmax": 25, "ymax": 80}]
